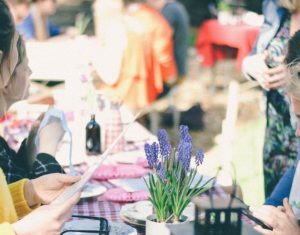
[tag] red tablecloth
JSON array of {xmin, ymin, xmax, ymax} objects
[{"xmin": 196, "ymin": 19, "xmax": 260, "ymax": 70}]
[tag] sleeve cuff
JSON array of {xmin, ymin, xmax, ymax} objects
[
  {"xmin": 0, "ymin": 223, "xmax": 16, "ymax": 235},
  {"xmin": 30, "ymin": 153, "xmax": 64, "ymax": 178},
  {"xmin": 8, "ymin": 179, "xmax": 40, "ymax": 218}
]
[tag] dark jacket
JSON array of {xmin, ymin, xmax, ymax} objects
[{"xmin": 0, "ymin": 137, "xmax": 64, "ymax": 184}]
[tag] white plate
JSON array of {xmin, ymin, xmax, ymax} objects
[
  {"xmin": 80, "ymin": 182, "xmax": 107, "ymax": 199},
  {"xmin": 110, "ymin": 174, "xmax": 214, "ymax": 193},
  {"xmin": 109, "ymin": 150, "xmax": 146, "ymax": 164},
  {"xmin": 124, "ymin": 122, "xmax": 154, "ymax": 142},
  {"xmin": 109, "ymin": 178, "xmax": 149, "ymax": 192},
  {"xmin": 63, "ymin": 219, "xmax": 137, "ymax": 235}
]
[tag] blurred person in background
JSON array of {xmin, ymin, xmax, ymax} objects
[
  {"xmin": 6, "ymin": 0, "xmax": 31, "ymax": 24},
  {"xmin": 0, "ymin": 2, "xmax": 81, "ymax": 234},
  {"xmin": 17, "ymin": 0, "xmax": 61, "ymax": 40},
  {"xmin": 92, "ymin": 0, "xmax": 147, "ymax": 110},
  {"xmin": 242, "ymin": 0, "xmax": 300, "ymax": 197},
  {"xmin": 123, "ymin": 0, "xmax": 177, "ymax": 99},
  {"xmin": 0, "ymin": 0, "xmax": 66, "ymax": 183},
  {"xmin": 147, "ymin": 0, "xmax": 189, "ymax": 82},
  {"xmin": 92, "ymin": 0, "xmax": 176, "ymax": 110}
]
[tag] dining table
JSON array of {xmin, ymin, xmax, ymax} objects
[
  {"xmin": 196, "ymin": 19, "xmax": 260, "ymax": 71},
  {"xmin": 60, "ymin": 101, "xmax": 260, "ymax": 235},
  {"xmin": 3, "ymin": 100, "xmax": 261, "ymax": 235}
]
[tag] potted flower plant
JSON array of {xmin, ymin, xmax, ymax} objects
[{"xmin": 144, "ymin": 125, "xmax": 213, "ymax": 235}]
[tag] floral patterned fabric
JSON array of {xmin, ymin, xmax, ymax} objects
[{"xmin": 263, "ymin": 16, "xmax": 298, "ymax": 197}]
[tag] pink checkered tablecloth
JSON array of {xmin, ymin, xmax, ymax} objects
[
  {"xmin": 73, "ymin": 181, "xmax": 124, "ymax": 223},
  {"xmin": 72, "ymin": 183, "xmax": 229, "ymax": 235},
  {"xmin": 2, "ymin": 107, "xmax": 256, "ymax": 234}
]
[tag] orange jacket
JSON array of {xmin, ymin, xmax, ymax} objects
[{"xmin": 100, "ymin": 4, "xmax": 176, "ymax": 110}]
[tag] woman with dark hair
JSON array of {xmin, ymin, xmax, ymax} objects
[
  {"xmin": 0, "ymin": 2, "xmax": 81, "ymax": 234},
  {"xmin": 0, "ymin": 0, "xmax": 66, "ymax": 184}
]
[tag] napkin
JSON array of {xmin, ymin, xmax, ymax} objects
[
  {"xmin": 109, "ymin": 178, "xmax": 148, "ymax": 192},
  {"xmin": 35, "ymin": 108, "xmax": 71, "ymax": 147},
  {"xmin": 92, "ymin": 164, "xmax": 149, "ymax": 180},
  {"xmin": 98, "ymin": 188, "xmax": 149, "ymax": 202}
]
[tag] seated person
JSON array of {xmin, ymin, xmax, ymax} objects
[
  {"xmin": 0, "ymin": 4, "xmax": 81, "ymax": 234},
  {"xmin": 265, "ymin": 27, "xmax": 300, "ymax": 207},
  {"xmin": 250, "ymin": 29, "xmax": 300, "ymax": 235},
  {"xmin": 251, "ymin": 198, "xmax": 300, "ymax": 235},
  {"xmin": 16, "ymin": 0, "xmax": 61, "ymax": 40},
  {"xmin": 6, "ymin": 0, "xmax": 31, "ymax": 24},
  {"xmin": 0, "ymin": 169, "xmax": 81, "ymax": 234},
  {"xmin": 0, "ymin": 0, "xmax": 65, "ymax": 183},
  {"xmin": 265, "ymin": 165, "xmax": 297, "ymax": 206}
]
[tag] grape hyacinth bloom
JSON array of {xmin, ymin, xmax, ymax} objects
[
  {"xmin": 158, "ymin": 129, "xmax": 172, "ymax": 160},
  {"xmin": 143, "ymin": 125, "xmax": 212, "ymax": 223},
  {"xmin": 179, "ymin": 125, "xmax": 192, "ymax": 145},
  {"xmin": 145, "ymin": 142, "xmax": 159, "ymax": 169},
  {"xmin": 195, "ymin": 148, "xmax": 204, "ymax": 166},
  {"xmin": 158, "ymin": 163, "xmax": 166, "ymax": 181},
  {"xmin": 178, "ymin": 141, "xmax": 193, "ymax": 172}
]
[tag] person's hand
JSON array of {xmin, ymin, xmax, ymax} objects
[
  {"xmin": 12, "ymin": 192, "xmax": 81, "ymax": 235},
  {"xmin": 263, "ymin": 56, "xmax": 287, "ymax": 90},
  {"xmin": 25, "ymin": 113, "xmax": 45, "ymax": 170},
  {"xmin": 250, "ymin": 198, "xmax": 300, "ymax": 235},
  {"xmin": 242, "ymin": 53, "xmax": 269, "ymax": 89},
  {"xmin": 25, "ymin": 173, "xmax": 81, "ymax": 206},
  {"xmin": 38, "ymin": 118, "xmax": 65, "ymax": 156}
]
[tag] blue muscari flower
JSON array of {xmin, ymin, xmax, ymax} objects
[
  {"xmin": 157, "ymin": 163, "xmax": 166, "ymax": 181},
  {"xmin": 195, "ymin": 148, "xmax": 204, "ymax": 166},
  {"xmin": 179, "ymin": 125, "xmax": 192, "ymax": 145},
  {"xmin": 177, "ymin": 125, "xmax": 194, "ymax": 172},
  {"xmin": 178, "ymin": 142, "xmax": 193, "ymax": 172},
  {"xmin": 157, "ymin": 129, "xmax": 172, "ymax": 160},
  {"xmin": 144, "ymin": 142, "xmax": 159, "ymax": 169}
]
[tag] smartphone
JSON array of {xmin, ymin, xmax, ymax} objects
[{"xmin": 241, "ymin": 209, "xmax": 273, "ymax": 231}]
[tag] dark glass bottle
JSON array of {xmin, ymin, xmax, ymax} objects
[{"xmin": 86, "ymin": 114, "xmax": 101, "ymax": 155}]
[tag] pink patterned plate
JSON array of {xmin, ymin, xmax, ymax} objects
[
  {"xmin": 98, "ymin": 188, "xmax": 149, "ymax": 202},
  {"xmin": 92, "ymin": 164, "xmax": 149, "ymax": 180}
]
